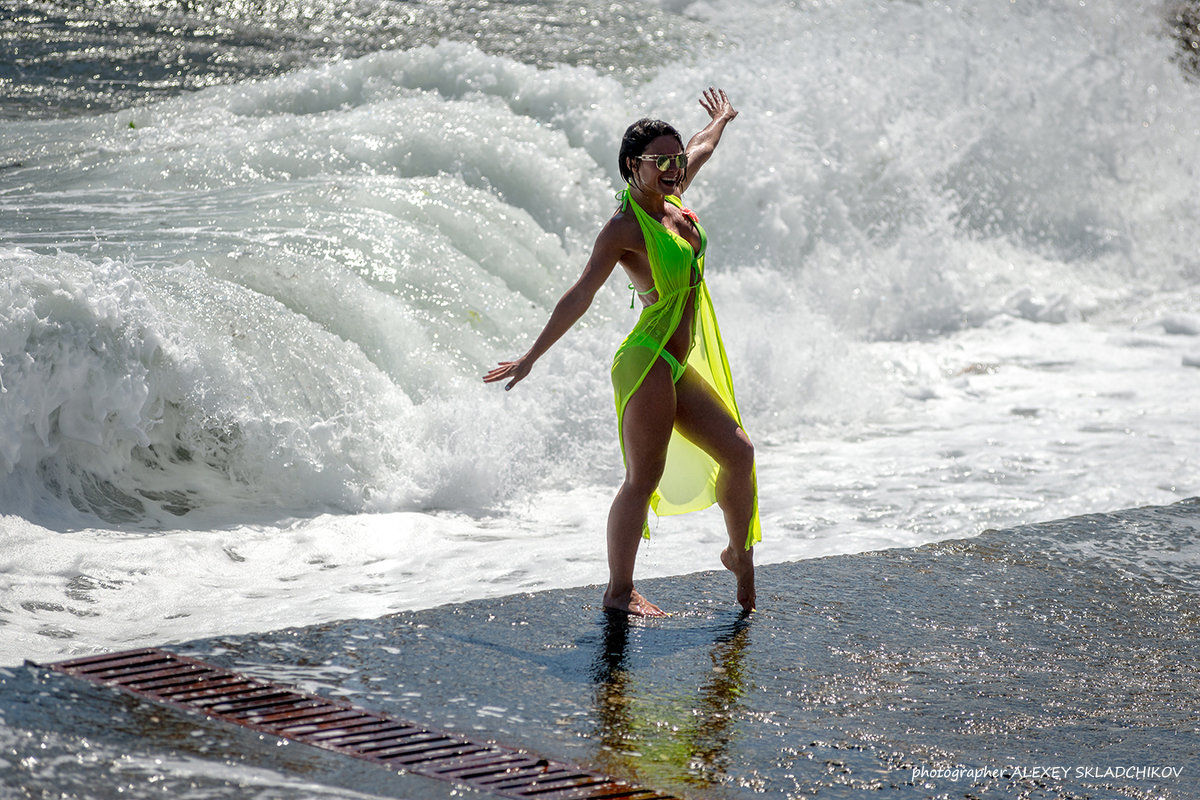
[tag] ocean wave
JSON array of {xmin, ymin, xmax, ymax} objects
[{"xmin": 2, "ymin": 1, "xmax": 1198, "ymax": 526}]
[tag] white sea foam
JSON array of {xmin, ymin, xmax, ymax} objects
[{"xmin": 1, "ymin": 0, "xmax": 1198, "ymax": 666}]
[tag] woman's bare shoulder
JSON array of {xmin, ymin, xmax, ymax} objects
[{"xmin": 589, "ymin": 206, "xmax": 638, "ymax": 254}]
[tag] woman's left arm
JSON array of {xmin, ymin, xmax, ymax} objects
[{"xmin": 678, "ymin": 87, "xmax": 738, "ymax": 194}]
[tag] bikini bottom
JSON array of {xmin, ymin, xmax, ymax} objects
[{"xmin": 622, "ymin": 331, "xmax": 686, "ymax": 384}]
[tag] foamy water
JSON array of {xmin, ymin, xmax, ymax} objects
[{"xmin": 1, "ymin": 0, "xmax": 1198, "ymax": 667}]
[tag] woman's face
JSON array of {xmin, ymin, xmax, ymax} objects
[{"xmin": 631, "ymin": 134, "xmax": 686, "ymax": 196}]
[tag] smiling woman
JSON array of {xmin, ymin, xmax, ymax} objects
[{"xmin": 485, "ymin": 88, "xmax": 760, "ymax": 618}]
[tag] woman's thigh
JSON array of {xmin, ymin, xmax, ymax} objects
[
  {"xmin": 672, "ymin": 368, "xmax": 753, "ymax": 472},
  {"xmin": 619, "ymin": 359, "xmax": 677, "ymax": 491}
]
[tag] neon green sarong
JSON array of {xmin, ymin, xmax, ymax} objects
[{"xmin": 610, "ymin": 186, "xmax": 761, "ymax": 550}]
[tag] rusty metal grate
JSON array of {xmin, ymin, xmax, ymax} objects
[{"xmin": 43, "ymin": 648, "xmax": 679, "ymax": 800}]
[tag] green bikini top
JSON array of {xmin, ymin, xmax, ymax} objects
[{"xmin": 621, "ymin": 186, "xmax": 707, "ymax": 307}]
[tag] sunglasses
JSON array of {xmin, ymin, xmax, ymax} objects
[{"xmin": 636, "ymin": 152, "xmax": 688, "ymax": 171}]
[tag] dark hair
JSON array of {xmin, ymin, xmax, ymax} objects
[{"xmin": 618, "ymin": 118, "xmax": 684, "ymax": 185}]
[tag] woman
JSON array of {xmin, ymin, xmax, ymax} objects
[{"xmin": 484, "ymin": 88, "xmax": 759, "ymax": 617}]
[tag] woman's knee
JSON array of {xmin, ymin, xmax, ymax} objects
[
  {"xmin": 621, "ymin": 464, "xmax": 664, "ymax": 500},
  {"xmin": 724, "ymin": 431, "xmax": 755, "ymax": 476}
]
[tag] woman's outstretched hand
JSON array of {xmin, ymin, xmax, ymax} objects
[
  {"xmin": 483, "ymin": 357, "xmax": 532, "ymax": 391},
  {"xmin": 699, "ymin": 87, "xmax": 738, "ymax": 124}
]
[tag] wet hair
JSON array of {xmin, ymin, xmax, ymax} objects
[{"xmin": 618, "ymin": 118, "xmax": 685, "ymax": 186}]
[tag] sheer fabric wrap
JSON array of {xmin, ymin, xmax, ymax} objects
[{"xmin": 610, "ymin": 186, "xmax": 761, "ymax": 549}]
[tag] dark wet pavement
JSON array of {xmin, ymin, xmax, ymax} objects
[{"xmin": 9, "ymin": 499, "xmax": 1200, "ymax": 799}]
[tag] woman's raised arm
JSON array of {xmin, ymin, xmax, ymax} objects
[{"xmin": 678, "ymin": 88, "xmax": 738, "ymax": 195}]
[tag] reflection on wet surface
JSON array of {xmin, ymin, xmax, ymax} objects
[{"xmin": 589, "ymin": 612, "xmax": 752, "ymax": 792}]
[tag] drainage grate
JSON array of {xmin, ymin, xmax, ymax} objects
[{"xmin": 43, "ymin": 648, "xmax": 679, "ymax": 800}]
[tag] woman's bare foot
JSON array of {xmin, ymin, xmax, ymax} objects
[
  {"xmin": 721, "ymin": 546, "xmax": 756, "ymax": 613},
  {"xmin": 603, "ymin": 586, "xmax": 668, "ymax": 617}
]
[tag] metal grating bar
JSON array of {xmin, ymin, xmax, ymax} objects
[
  {"xmin": 157, "ymin": 678, "xmax": 257, "ymax": 700},
  {"xmin": 73, "ymin": 651, "xmax": 169, "ymax": 669},
  {"xmin": 42, "ymin": 648, "xmax": 682, "ymax": 800},
  {"xmin": 196, "ymin": 688, "xmax": 286, "ymax": 709},
  {"xmin": 311, "ymin": 722, "xmax": 419, "ymax": 744},
  {"xmin": 128, "ymin": 671, "xmax": 227, "ymax": 693},
  {"xmin": 273, "ymin": 710, "xmax": 374, "ymax": 732}
]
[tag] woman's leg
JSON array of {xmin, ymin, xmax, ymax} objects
[
  {"xmin": 606, "ymin": 359, "xmax": 676, "ymax": 616},
  {"xmin": 672, "ymin": 369, "xmax": 757, "ymax": 613}
]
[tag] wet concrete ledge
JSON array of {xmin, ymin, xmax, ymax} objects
[
  {"xmin": 173, "ymin": 498, "xmax": 1200, "ymax": 799},
  {"xmin": 16, "ymin": 498, "xmax": 1200, "ymax": 799}
]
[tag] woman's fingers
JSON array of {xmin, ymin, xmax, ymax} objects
[
  {"xmin": 699, "ymin": 87, "xmax": 735, "ymax": 120},
  {"xmin": 483, "ymin": 359, "xmax": 529, "ymax": 390},
  {"xmin": 483, "ymin": 361, "xmax": 515, "ymax": 383}
]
